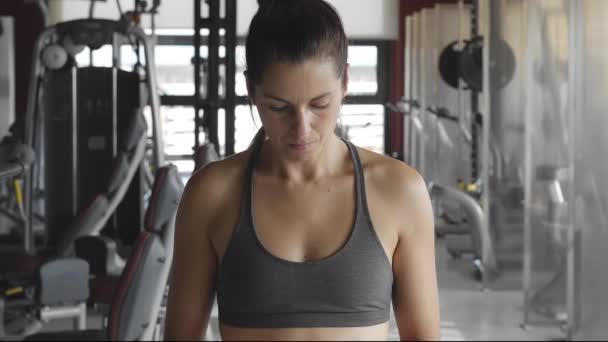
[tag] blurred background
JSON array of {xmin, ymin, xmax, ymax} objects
[{"xmin": 0, "ymin": 0, "xmax": 607, "ymax": 340}]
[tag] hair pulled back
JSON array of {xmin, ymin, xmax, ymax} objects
[
  {"xmin": 246, "ymin": 0, "xmax": 349, "ymax": 149},
  {"xmin": 246, "ymin": 0, "xmax": 348, "ymax": 86}
]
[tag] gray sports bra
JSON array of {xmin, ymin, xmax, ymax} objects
[{"xmin": 216, "ymin": 139, "xmax": 393, "ymax": 328}]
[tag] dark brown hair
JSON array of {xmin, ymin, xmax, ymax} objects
[{"xmin": 246, "ymin": 0, "xmax": 349, "ymax": 149}]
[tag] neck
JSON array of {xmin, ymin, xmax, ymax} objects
[{"xmin": 257, "ymin": 135, "xmax": 347, "ymax": 184}]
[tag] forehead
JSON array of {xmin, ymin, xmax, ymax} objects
[{"xmin": 257, "ymin": 58, "xmax": 342, "ymax": 98}]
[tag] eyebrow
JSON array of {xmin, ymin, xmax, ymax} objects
[{"xmin": 263, "ymin": 91, "xmax": 333, "ymax": 104}]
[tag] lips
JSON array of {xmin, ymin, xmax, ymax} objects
[
  {"xmin": 288, "ymin": 141, "xmax": 315, "ymax": 151},
  {"xmin": 288, "ymin": 139, "xmax": 315, "ymax": 144}
]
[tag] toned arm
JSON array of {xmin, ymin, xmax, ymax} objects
[
  {"xmin": 390, "ymin": 167, "xmax": 440, "ymax": 341},
  {"xmin": 163, "ymin": 165, "xmax": 224, "ymax": 341}
]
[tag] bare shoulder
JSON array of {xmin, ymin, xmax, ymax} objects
[
  {"xmin": 186, "ymin": 150, "xmax": 250, "ymax": 197},
  {"xmin": 355, "ymin": 146, "xmax": 432, "ymax": 236},
  {"xmin": 177, "ymin": 150, "xmax": 251, "ymax": 236},
  {"xmin": 166, "ymin": 151, "xmax": 253, "ymax": 340},
  {"xmin": 356, "ymin": 146, "xmax": 427, "ymax": 200}
]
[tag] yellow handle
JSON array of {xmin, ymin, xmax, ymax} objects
[
  {"xmin": 14, "ymin": 179, "xmax": 23, "ymax": 206},
  {"xmin": 457, "ymin": 181, "xmax": 465, "ymax": 191},
  {"xmin": 465, "ymin": 183, "xmax": 479, "ymax": 193},
  {"xmin": 5, "ymin": 286, "xmax": 24, "ymax": 296}
]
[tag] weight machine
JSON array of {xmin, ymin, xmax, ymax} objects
[{"xmin": 0, "ymin": 0, "xmax": 172, "ymax": 338}]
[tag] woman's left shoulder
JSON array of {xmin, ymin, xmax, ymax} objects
[
  {"xmin": 355, "ymin": 146, "xmax": 434, "ymax": 237},
  {"xmin": 355, "ymin": 146, "xmax": 428, "ymax": 199}
]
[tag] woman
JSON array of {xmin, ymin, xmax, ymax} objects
[{"xmin": 164, "ymin": 0, "xmax": 440, "ymax": 340}]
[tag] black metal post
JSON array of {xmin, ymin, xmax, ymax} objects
[
  {"xmin": 193, "ymin": 0, "xmax": 202, "ymax": 150},
  {"xmin": 470, "ymin": 0, "xmax": 479, "ymax": 184},
  {"xmin": 225, "ymin": 0, "xmax": 236, "ymax": 156}
]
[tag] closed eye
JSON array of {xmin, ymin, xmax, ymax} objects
[
  {"xmin": 269, "ymin": 105, "xmax": 290, "ymax": 112},
  {"xmin": 311, "ymin": 103, "xmax": 330, "ymax": 109}
]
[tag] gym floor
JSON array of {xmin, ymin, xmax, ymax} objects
[{"xmin": 32, "ymin": 237, "xmax": 565, "ymax": 341}]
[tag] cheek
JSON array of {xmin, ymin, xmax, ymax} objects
[
  {"xmin": 320, "ymin": 109, "xmax": 339, "ymax": 127},
  {"xmin": 257, "ymin": 111, "xmax": 284, "ymax": 137},
  {"xmin": 320, "ymin": 103, "xmax": 341, "ymax": 126},
  {"xmin": 309, "ymin": 107, "xmax": 339, "ymax": 133}
]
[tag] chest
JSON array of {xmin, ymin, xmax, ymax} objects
[
  {"xmin": 210, "ymin": 171, "xmax": 399, "ymax": 267},
  {"xmin": 252, "ymin": 175, "xmax": 356, "ymax": 263}
]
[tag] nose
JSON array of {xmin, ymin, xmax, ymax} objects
[{"xmin": 290, "ymin": 106, "xmax": 312, "ymax": 139}]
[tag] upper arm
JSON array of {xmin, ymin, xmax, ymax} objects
[
  {"xmin": 164, "ymin": 165, "xmax": 222, "ymax": 341},
  {"xmin": 390, "ymin": 169, "xmax": 440, "ymax": 341}
]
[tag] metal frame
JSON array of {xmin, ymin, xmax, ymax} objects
[
  {"xmin": 39, "ymin": 303, "xmax": 87, "ymax": 331},
  {"xmin": 470, "ymin": 0, "xmax": 480, "ymax": 184},
  {"xmin": 418, "ymin": 9, "xmax": 430, "ymax": 178},
  {"xmin": 521, "ymin": 0, "xmax": 533, "ymax": 327},
  {"xmin": 193, "ymin": 0, "xmax": 237, "ymax": 156},
  {"xmin": 567, "ymin": 1, "xmax": 582, "ymax": 338},
  {"xmin": 403, "ymin": 16, "xmax": 412, "ymax": 164},
  {"xmin": 23, "ymin": 19, "xmax": 164, "ymax": 255},
  {"xmin": 0, "ymin": 302, "xmax": 87, "ymax": 339},
  {"xmin": 409, "ymin": 13, "xmax": 421, "ymax": 170},
  {"xmin": 478, "ymin": 0, "xmax": 497, "ymax": 289}
]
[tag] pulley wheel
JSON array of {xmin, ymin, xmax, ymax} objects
[
  {"xmin": 41, "ymin": 44, "xmax": 68, "ymax": 70},
  {"xmin": 460, "ymin": 36, "xmax": 516, "ymax": 92},
  {"xmin": 459, "ymin": 36, "xmax": 483, "ymax": 92},
  {"xmin": 438, "ymin": 41, "xmax": 462, "ymax": 89}
]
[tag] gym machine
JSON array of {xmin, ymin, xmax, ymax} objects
[
  {"xmin": 389, "ymin": 1, "xmax": 519, "ymax": 287},
  {"xmin": 1, "ymin": 2, "xmax": 167, "ymax": 338},
  {"xmin": 437, "ymin": 1, "xmax": 519, "ymax": 287},
  {"xmin": 18, "ymin": 164, "xmax": 183, "ymax": 341}
]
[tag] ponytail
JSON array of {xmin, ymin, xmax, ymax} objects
[{"xmin": 249, "ymin": 127, "xmax": 266, "ymax": 152}]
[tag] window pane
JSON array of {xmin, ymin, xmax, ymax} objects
[
  {"xmin": 74, "ymin": 44, "xmax": 143, "ymax": 70},
  {"xmin": 347, "ymin": 46, "xmax": 378, "ymax": 95},
  {"xmin": 156, "ymin": 45, "xmax": 195, "ymax": 96},
  {"xmin": 74, "ymin": 45, "xmax": 113, "ymax": 67},
  {"xmin": 142, "ymin": 105, "xmax": 197, "ymax": 179},
  {"xmin": 340, "ymin": 104, "xmax": 384, "ymax": 153},
  {"xmin": 144, "ymin": 105, "xmax": 228, "ymax": 162},
  {"xmin": 120, "ymin": 45, "xmax": 144, "ymax": 71},
  {"xmin": 234, "ymin": 105, "xmax": 262, "ymax": 153},
  {"xmin": 161, "ymin": 106, "xmax": 196, "ymax": 156},
  {"xmin": 218, "ymin": 108, "xmax": 226, "ymax": 156},
  {"xmin": 234, "ymin": 45, "xmax": 378, "ymax": 96},
  {"xmin": 171, "ymin": 159, "xmax": 195, "ymax": 184},
  {"xmin": 236, "ymin": 45, "xmax": 247, "ymax": 96},
  {"xmin": 144, "ymin": 29, "xmax": 194, "ymax": 36}
]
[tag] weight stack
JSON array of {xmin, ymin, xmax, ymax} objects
[{"xmin": 41, "ymin": 66, "xmax": 145, "ymax": 248}]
